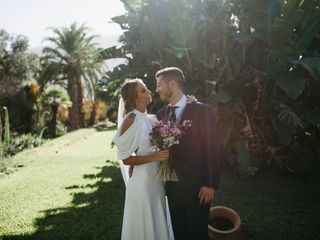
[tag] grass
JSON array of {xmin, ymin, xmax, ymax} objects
[
  {"xmin": 214, "ymin": 171, "xmax": 320, "ymax": 240},
  {"xmin": 0, "ymin": 128, "xmax": 320, "ymax": 240},
  {"xmin": 0, "ymin": 129, "xmax": 125, "ymax": 240}
]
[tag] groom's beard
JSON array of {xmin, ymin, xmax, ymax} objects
[{"xmin": 161, "ymin": 91, "xmax": 173, "ymax": 103}]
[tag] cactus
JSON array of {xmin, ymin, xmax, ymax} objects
[
  {"xmin": 3, "ymin": 107, "xmax": 10, "ymax": 151},
  {"xmin": 0, "ymin": 113, "xmax": 3, "ymax": 159}
]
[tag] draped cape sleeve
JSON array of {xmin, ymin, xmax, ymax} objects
[{"xmin": 113, "ymin": 113, "xmax": 145, "ymax": 160}]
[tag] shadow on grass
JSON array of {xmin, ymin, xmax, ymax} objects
[
  {"xmin": 2, "ymin": 160, "xmax": 125, "ymax": 240},
  {"xmin": 94, "ymin": 125, "xmax": 117, "ymax": 132}
]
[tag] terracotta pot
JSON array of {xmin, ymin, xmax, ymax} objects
[{"xmin": 208, "ymin": 206, "xmax": 241, "ymax": 240}]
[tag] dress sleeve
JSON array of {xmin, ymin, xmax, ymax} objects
[{"xmin": 113, "ymin": 115, "xmax": 144, "ymax": 160}]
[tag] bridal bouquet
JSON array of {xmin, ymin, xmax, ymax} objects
[{"xmin": 150, "ymin": 119, "xmax": 192, "ymax": 181}]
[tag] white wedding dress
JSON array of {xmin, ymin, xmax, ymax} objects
[{"xmin": 114, "ymin": 109, "xmax": 173, "ymax": 240}]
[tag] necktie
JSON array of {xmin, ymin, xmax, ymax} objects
[{"xmin": 168, "ymin": 106, "xmax": 178, "ymax": 123}]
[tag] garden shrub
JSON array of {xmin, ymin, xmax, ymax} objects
[{"xmin": 5, "ymin": 134, "xmax": 46, "ymax": 156}]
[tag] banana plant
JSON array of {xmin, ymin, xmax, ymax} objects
[{"xmin": 102, "ymin": 0, "xmax": 320, "ymax": 174}]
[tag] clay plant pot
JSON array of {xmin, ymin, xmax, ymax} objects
[{"xmin": 208, "ymin": 206, "xmax": 241, "ymax": 240}]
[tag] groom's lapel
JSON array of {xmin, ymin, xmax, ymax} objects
[
  {"xmin": 179, "ymin": 102, "xmax": 195, "ymax": 124},
  {"xmin": 157, "ymin": 105, "xmax": 168, "ymax": 120}
]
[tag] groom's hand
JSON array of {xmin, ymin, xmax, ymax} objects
[{"xmin": 198, "ymin": 186, "xmax": 215, "ymax": 205}]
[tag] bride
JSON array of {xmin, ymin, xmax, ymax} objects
[{"xmin": 113, "ymin": 78, "xmax": 171, "ymax": 240}]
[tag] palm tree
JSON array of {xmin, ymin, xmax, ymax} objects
[
  {"xmin": 42, "ymin": 23, "xmax": 102, "ymax": 129},
  {"xmin": 41, "ymin": 86, "xmax": 72, "ymax": 137}
]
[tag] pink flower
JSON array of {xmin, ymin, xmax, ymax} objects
[
  {"xmin": 159, "ymin": 127, "xmax": 168, "ymax": 138},
  {"xmin": 150, "ymin": 119, "xmax": 192, "ymax": 150},
  {"xmin": 172, "ymin": 127, "xmax": 181, "ymax": 137},
  {"xmin": 150, "ymin": 119, "xmax": 192, "ymax": 181}
]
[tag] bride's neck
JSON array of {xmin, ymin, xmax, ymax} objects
[{"xmin": 135, "ymin": 105, "xmax": 147, "ymax": 113}]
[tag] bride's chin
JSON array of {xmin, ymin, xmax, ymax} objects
[{"xmin": 146, "ymin": 97, "xmax": 152, "ymax": 104}]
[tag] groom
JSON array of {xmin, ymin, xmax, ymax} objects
[{"xmin": 155, "ymin": 67, "xmax": 220, "ymax": 240}]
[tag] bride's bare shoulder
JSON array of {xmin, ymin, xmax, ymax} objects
[{"xmin": 121, "ymin": 113, "xmax": 136, "ymax": 135}]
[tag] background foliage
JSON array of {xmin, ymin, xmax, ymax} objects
[{"xmin": 101, "ymin": 0, "xmax": 320, "ymax": 177}]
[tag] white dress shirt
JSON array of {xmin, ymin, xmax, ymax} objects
[{"xmin": 168, "ymin": 94, "xmax": 187, "ymax": 124}]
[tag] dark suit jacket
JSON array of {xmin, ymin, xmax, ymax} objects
[{"xmin": 157, "ymin": 101, "xmax": 220, "ymax": 197}]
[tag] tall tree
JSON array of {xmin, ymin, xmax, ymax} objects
[
  {"xmin": 0, "ymin": 29, "xmax": 38, "ymax": 107},
  {"xmin": 42, "ymin": 23, "xmax": 102, "ymax": 129}
]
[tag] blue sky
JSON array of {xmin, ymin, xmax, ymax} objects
[{"xmin": 0, "ymin": 0, "xmax": 126, "ymax": 47}]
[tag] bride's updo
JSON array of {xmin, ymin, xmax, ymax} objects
[{"xmin": 121, "ymin": 78, "xmax": 144, "ymax": 114}]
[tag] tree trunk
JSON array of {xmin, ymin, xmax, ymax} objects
[
  {"xmin": 67, "ymin": 74, "xmax": 84, "ymax": 129},
  {"xmin": 88, "ymin": 102, "xmax": 97, "ymax": 127},
  {"xmin": 0, "ymin": 114, "xmax": 4, "ymax": 158},
  {"xmin": 77, "ymin": 79, "xmax": 85, "ymax": 128},
  {"xmin": 67, "ymin": 76, "xmax": 80, "ymax": 129},
  {"xmin": 49, "ymin": 103, "xmax": 59, "ymax": 138}
]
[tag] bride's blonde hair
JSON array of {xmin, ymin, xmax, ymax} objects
[{"xmin": 121, "ymin": 78, "xmax": 144, "ymax": 114}]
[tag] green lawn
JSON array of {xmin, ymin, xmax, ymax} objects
[
  {"xmin": 215, "ymin": 171, "xmax": 320, "ymax": 240},
  {"xmin": 0, "ymin": 129, "xmax": 124, "ymax": 240},
  {"xmin": 0, "ymin": 129, "xmax": 320, "ymax": 240}
]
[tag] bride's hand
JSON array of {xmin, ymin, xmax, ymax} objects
[
  {"xmin": 128, "ymin": 165, "xmax": 134, "ymax": 178},
  {"xmin": 152, "ymin": 150, "xmax": 170, "ymax": 161},
  {"xmin": 187, "ymin": 95, "xmax": 197, "ymax": 104}
]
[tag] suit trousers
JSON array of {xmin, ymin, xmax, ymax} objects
[{"xmin": 166, "ymin": 181, "xmax": 210, "ymax": 240}]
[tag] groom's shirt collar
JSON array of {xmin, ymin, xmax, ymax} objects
[{"xmin": 168, "ymin": 94, "xmax": 187, "ymax": 121}]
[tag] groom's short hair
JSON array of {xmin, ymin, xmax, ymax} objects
[{"xmin": 155, "ymin": 67, "xmax": 185, "ymax": 88}]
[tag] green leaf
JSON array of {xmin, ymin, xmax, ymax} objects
[
  {"xmin": 236, "ymin": 140, "xmax": 258, "ymax": 176},
  {"xmin": 272, "ymin": 117, "xmax": 296, "ymax": 146},
  {"xmin": 290, "ymin": 57, "xmax": 320, "ymax": 81},
  {"xmin": 111, "ymin": 15, "xmax": 130, "ymax": 30},
  {"xmin": 99, "ymin": 46, "xmax": 125, "ymax": 60},
  {"xmin": 294, "ymin": 16, "xmax": 320, "ymax": 54},
  {"xmin": 218, "ymin": 116, "xmax": 234, "ymax": 146},
  {"xmin": 215, "ymin": 90, "xmax": 232, "ymax": 103},
  {"xmin": 232, "ymin": 32, "xmax": 252, "ymax": 44},
  {"xmin": 121, "ymin": 0, "xmax": 144, "ymax": 11},
  {"xmin": 273, "ymin": 73, "xmax": 305, "ymax": 99},
  {"xmin": 302, "ymin": 110, "xmax": 320, "ymax": 125}
]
